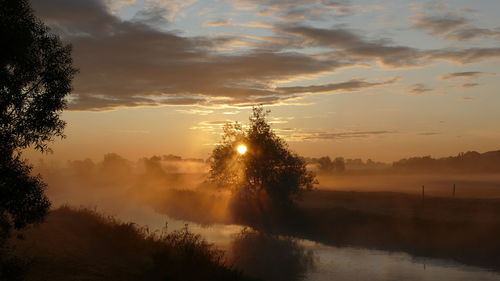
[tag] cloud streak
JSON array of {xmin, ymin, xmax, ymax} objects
[
  {"xmin": 440, "ymin": 71, "xmax": 485, "ymax": 80},
  {"xmin": 412, "ymin": 12, "xmax": 500, "ymax": 40}
]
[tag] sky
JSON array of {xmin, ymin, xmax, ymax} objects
[{"xmin": 28, "ymin": 0, "xmax": 500, "ymax": 163}]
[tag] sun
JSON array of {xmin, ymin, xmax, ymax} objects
[{"xmin": 237, "ymin": 144, "xmax": 247, "ymax": 155}]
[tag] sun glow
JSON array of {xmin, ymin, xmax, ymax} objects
[{"xmin": 237, "ymin": 144, "xmax": 247, "ymax": 155}]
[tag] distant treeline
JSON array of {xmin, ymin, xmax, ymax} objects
[
  {"xmin": 308, "ymin": 150, "xmax": 500, "ymax": 174},
  {"xmin": 392, "ymin": 150, "xmax": 500, "ymax": 173},
  {"xmin": 306, "ymin": 156, "xmax": 388, "ymax": 173}
]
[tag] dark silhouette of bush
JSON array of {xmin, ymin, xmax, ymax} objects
[
  {"xmin": 11, "ymin": 206, "xmax": 258, "ymax": 281},
  {"xmin": 0, "ymin": 156, "xmax": 50, "ymax": 241},
  {"xmin": 209, "ymin": 106, "xmax": 316, "ymax": 217}
]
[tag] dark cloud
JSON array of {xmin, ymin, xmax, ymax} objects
[
  {"xmin": 461, "ymin": 97, "xmax": 478, "ymax": 101},
  {"xmin": 412, "ymin": 13, "xmax": 500, "ymax": 40},
  {"xmin": 440, "ymin": 71, "xmax": 484, "ymax": 80},
  {"xmin": 321, "ymin": 1, "xmax": 355, "ymax": 16},
  {"xmin": 276, "ymin": 77, "xmax": 399, "ymax": 94},
  {"xmin": 417, "ymin": 132, "xmax": 440, "ymax": 136},
  {"xmin": 302, "ymin": 130, "xmax": 394, "ymax": 140},
  {"xmin": 30, "ymin": 0, "xmax": 500, "ymax": 111},
  {"xmin": 278, "ymin": 7, "xmax": 326, "ymax": 21},
  {"xmin": 277, "ymin": 25, "xmax": 424, "ymax": 67},
  {"xmin": 32, "ymin": 0, "xmax": 354, "ymax": 111},
  {"xmin": 461, "ymin": 83, "xmax": 479, "ymax": 88},
  {"xmin": 409, "ymin": 83, "xmax": 432, "ymax": 94},
  {"xmin": 229, "ymin": 0, "xmax": 356, "ymax": 21},
  {"xmin": 413, "ymin": 13, "xmax": 468, "ymax": 36},
  {"xmin": 278, "ymin": 24, "xmax": 500, "ymax": 67},
  {"xmin": 427, "ymin": 48, "xmax": 500, "ymax": 63}
]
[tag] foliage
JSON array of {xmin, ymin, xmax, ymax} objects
[
  {"xmin": 333, "ymin": 157, "xmax": 345, "ymax": 172},
  {"xmin": 0, "ymin": 155, "xmax": 50, "ymax": 241},
  {"xmin": 10, "ymin": 207, "xmax": 257, "ymax": 281},
  {"xmin": 317, "ymin": 156, "xmax": 334, "ymax": 173},
  {"xmin": 0, "ymin": 0, "xmax": 77, "ymax": 155},
  {"xmin": 0, "ymin": 0, "xmax": 75, "ymax": 263},
  {"xmin": 209, "ymin": 106, "xmax": 316, "ymax": 207},
  {"xmin": 392, "ymin": 150, "xmax": 500, "ymax": 173}
]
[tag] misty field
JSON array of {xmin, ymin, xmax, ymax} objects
[{"xmin": 317, "ymin": 173, "xmax": 500, "ymax": 199}]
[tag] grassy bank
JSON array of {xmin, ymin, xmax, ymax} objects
[
  {"xmin": 273, "ymin": 190, "xmax": 500, "ymax": 271},
  {"xmin": 7, "ymin": 206, "xmax": 258, "ymax": 281}
]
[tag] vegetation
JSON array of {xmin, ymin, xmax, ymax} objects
[
  {"xmin": 0, "ymin": 0, "xmax": 76, "ymax": 154},
  {"xmin": 9, "ymin": 206, "xmax": 257, "ymax": 281},
  {"xmin": 315, "ymin": 156, "xmax": 346, "ymax": 173},
  {"xmin": 209, "ymin": 106, "xmax": 316, "ymax": 209},
  {"xmin": 1, "ymin": 0, "xmax": 76, "ymax": 277},
  {"xmin": 393, "ymin": 150, "xmax": 500, "ymax": 173}
]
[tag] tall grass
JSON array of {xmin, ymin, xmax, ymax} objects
[{"xmin": 9, "ymin": 206, "xmax": 258, "ymax": 281}]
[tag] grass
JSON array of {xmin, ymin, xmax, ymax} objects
[
  {"xmin": 278, "ymin": 190, "xmax": 500, "ymax": 271},
  {"xmin": 8, "ymin": 206, "xmax": 259, "ymax": 281}
]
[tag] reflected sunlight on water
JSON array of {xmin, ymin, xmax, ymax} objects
[{"xmin": 304, "ymin": 243, "xmax": 500, "ymax": 281}]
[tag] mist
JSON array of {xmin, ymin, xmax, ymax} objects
[{"xmin": 23, "ymin": 151, "xmax": 500, "ymax": 279}]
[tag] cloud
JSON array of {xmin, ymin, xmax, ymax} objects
[
  {"xmin": 227, "ymin": 0, "xmax": 377, "ymax": 20},
  {"xmin": 277, "ymin": 24, "xmax": 425, "ymax": 67},
  {"xmin": 189, "ymin": 120, "xmax": 235, "ymax": 133},
  {"xmin": 144, "ymin": 0, "xmax": 198, "ymax": 22},
  {"xmin": 204, "ymin": 19, "xmax": 232, "ymax": 27},
  {"xmin": 461, "ymin": 83, "xmax": 479, "ymax": 88},
  {"xmin": 105, "ymin": 0, "xmax": 137, "ymax": 13},
  {"xmin": 409, "ymin": 83, "xmax": 432, "ymax": 94},
  {"xmin": 278, "ymin": 24, "xmax": 500, "ymax": 67},
  {"xmin": 412, "ymin": 13, "xmax": 468, "ymax": 36},
  {"xmin": 427, "ymin": 48, "xmax": 500, "ymax": 64},
  {"xmin": 276, "ymin": 77, "xmax": 399, "ymax": 94},
  {"xmin": 412, "ymin": 12, "xmax": 500, "ymax": 40},
  {"xmin": 177, "ymin": 109, "xmax": 214, "ymax": 115},
  {"xmin": 417, "ymin": 132, "xmax": 440, "ymax": 136},
  {"xmin": 300, "ymin": 130, "xmax": 394, "ymax": 140},
  {"xmin": 31, "ymin": 0, "xmax": 500, "ymax": 111},
  {"xmin": 321, "ymin": 1, "xmax": 355, "ymax": 16},
  {"xmin": 440, "ymin": 71, "xmax": 484, "ymax": 80},
  {"xmin": 32, "ymin": 0, "xmax": 356, "ymax": 111},
  {"xmin": 461, "ymin": 97, "xmax": 479, "ymax": 101}
]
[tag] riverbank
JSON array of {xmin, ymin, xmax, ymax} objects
[{"xmin": 6, "ymin": 206, "xmax": 258, "ymax": 281}]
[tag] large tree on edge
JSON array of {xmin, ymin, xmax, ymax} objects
[{"xmin": 0, "ymin": 0, "xmax": 76, "ymax": 246}]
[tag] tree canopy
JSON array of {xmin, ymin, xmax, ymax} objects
[
  {"xmin": 1, "ymin": 0, "xmax": 76, "ymax": 155},
  {"xmin": 209, "ymin": 106, "xmax": 316, "ymax": 208},
  {"xmin": 0, "ymin": 0, "xmax": 76, "ymax": 242}
]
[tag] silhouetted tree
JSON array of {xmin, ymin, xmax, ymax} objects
[
  {"xmin": 317, "ymin": 156, "xmax": 334, "ymax": 173},
  {"xmin": 334, "ymin": 157, "xmax": 345, "ymax": 173},
  {"xmin": 0, "ymin": 0, "xmax": 76, "ymax": 248},
  {"xmin": 209, "ymin": 106, "xmax": 316, "ymax": 212}
]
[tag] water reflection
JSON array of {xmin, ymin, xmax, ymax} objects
[
  {"xmin": 229, "ymin": 229, "xmax": 315, "ymax": 281},
  {"xmin": 74, "ymin": 205, "xmax": 500, "ymax": 281},
  {"xmin": 304, "ymin": 244, "xmax": 500, "ymax": 281}
]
